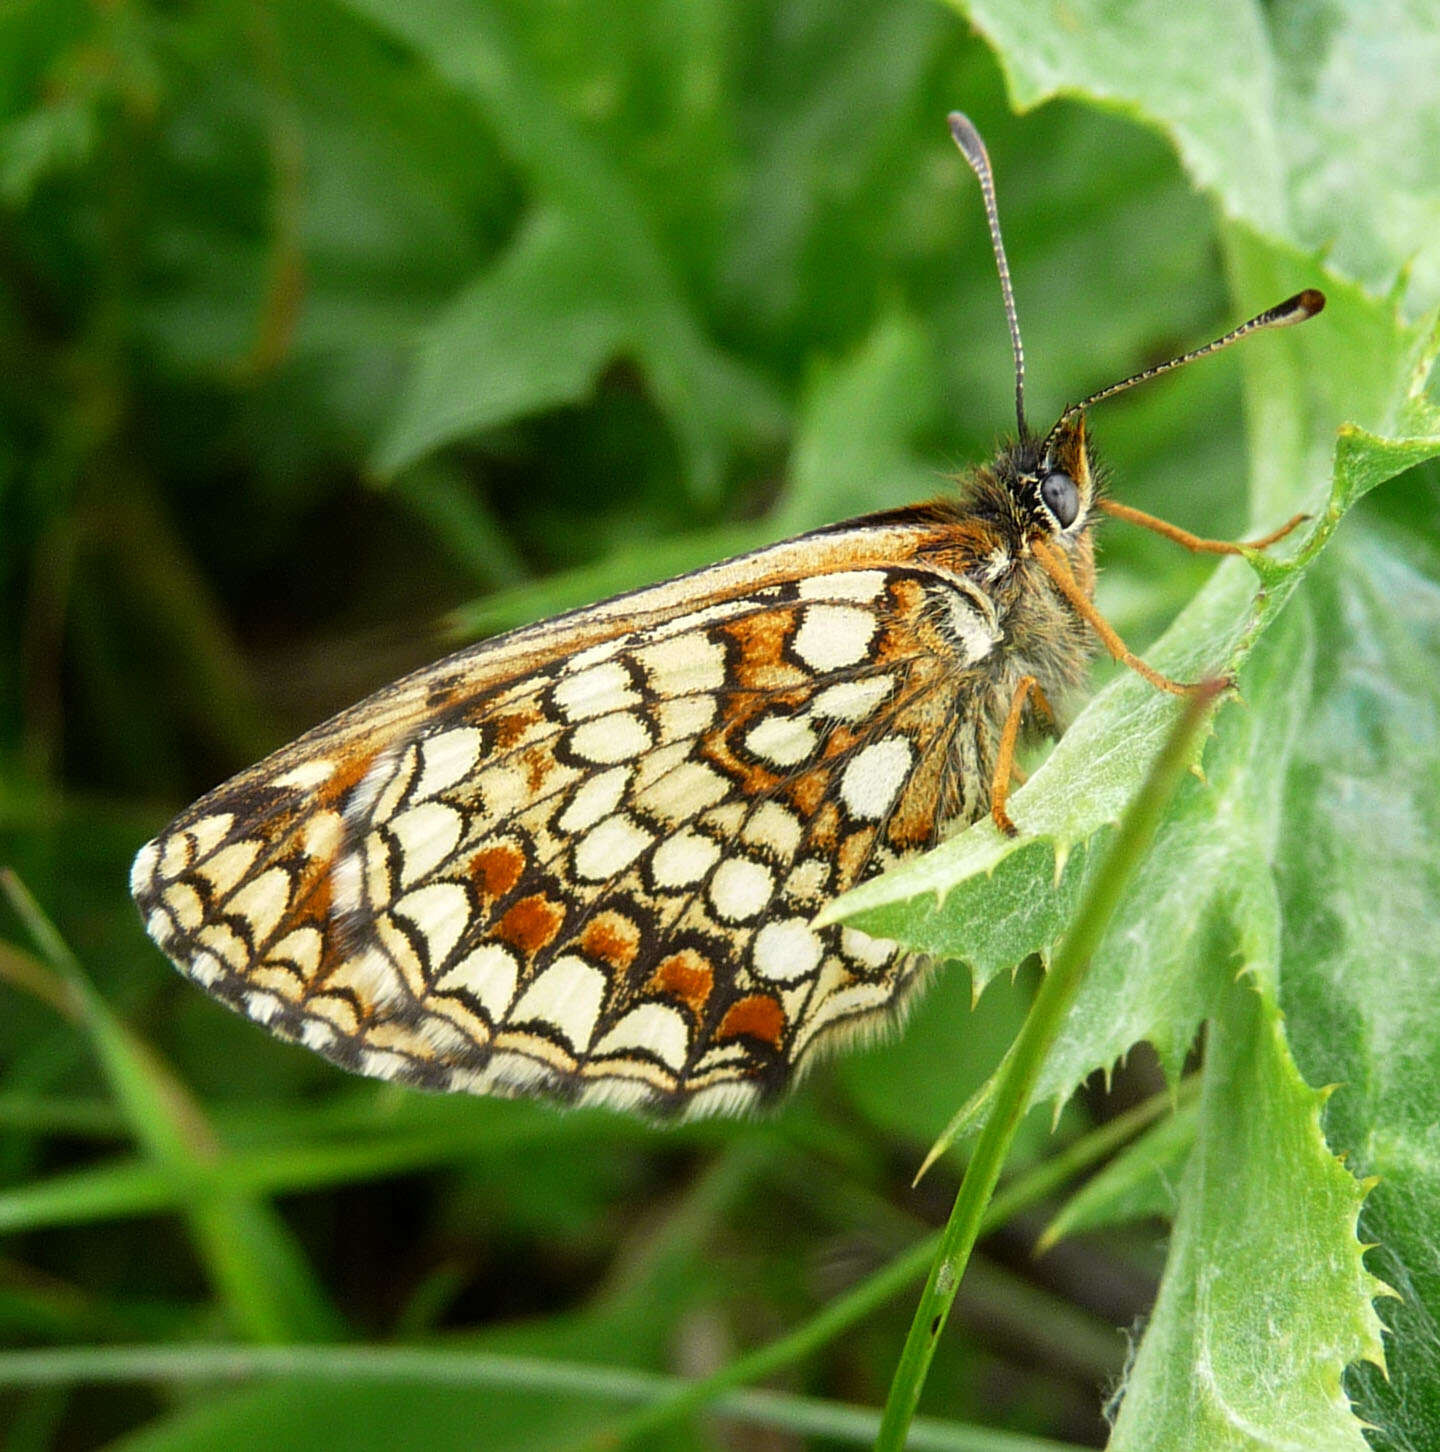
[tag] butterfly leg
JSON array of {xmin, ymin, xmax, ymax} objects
[
  {"xmin": 991, "ymin": 674, "xmax": 1052, "ymax": 837},
  {"xmin": 1095, "ymin": 498, "xmax": 1307, "ymax": 555},
  {"xmin": 1031, "ymin": 537, "xmax": 1197, "ymax": 696}
]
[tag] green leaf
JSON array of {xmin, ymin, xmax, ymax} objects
[
  {"xmin": 951, "ymin": 0, "xmax": 1440, "ymax": 314},
  {"xmin": 344, "ymin": 0, "xmax": 782, "ymax": 497},
  {"xmin": 1271, "ymin": 520, "xmax": 1440, "ymax": 1451},
  {"xmin": 442, "ymin": 304, "xmax": 943, "ymax": 641},
  {"xmin": 1039, "ymin": 1099, "xmax": 1197, "ymax": 1249},
  {"xmin": 376, "ymin": 207, "xmax": 638, "ymax": 477},
  {"xmin": 772, "ymin": 309, "xmax": 942, "ymax": 533},
  {"xmin": 1108, "ymin": 980, "xmax": 1387, "ymax": 1450},
  {"xmin": 0, "ymin": 880, "xmax": 340, "ymax": 1343}
]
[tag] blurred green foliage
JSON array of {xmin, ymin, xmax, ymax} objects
[{"xmin": 0, "ymin": 1, "xmax": 1435, "ymax": 1449}]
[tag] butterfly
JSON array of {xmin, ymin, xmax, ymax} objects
[{"xmin": 130, "ymin": 115, "xmax": 1322, "ymax": 1119}]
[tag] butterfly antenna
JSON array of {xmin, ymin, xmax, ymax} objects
[
  {"xmin": 949, "ymin": 112, "xmax": 1027, "ymax": 439},
  {"xmin": 1040, "ymin": 289, "xmax": 1326, "ymax": 457}
]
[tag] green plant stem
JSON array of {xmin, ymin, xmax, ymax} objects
[
  {"xmin": 875, "ymin": 683, "xmax": 1222, "ymax": 1451},
  {"xmin": 0, "ymin": 1343, "xmax": 1081, "ymax": 1452},
  {"xmin": 579, "ymin": 1073, "xmax": 1189, "ymax": 1451},
  {"xmin": 0, "ymin": 873, "xmax": 338, "ymax": 1341}
]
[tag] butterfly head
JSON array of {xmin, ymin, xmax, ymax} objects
[
  {"xmin": 1019, "ymin": 412, "xmax": 1093, "ymax": 541},
  {"xmin": 979, "ymin": 411, "xmax": 1097, "ymax": 562}
]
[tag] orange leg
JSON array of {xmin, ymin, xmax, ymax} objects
[
  {"xmin": 991, "ymin": 675, "xmax": 1053, "ymax": 837},
  {"xmin": 1096, "ymin": 498, "xmax": 1307, "ymax": 555},
  {"xmin": 1031, "ymin": 537, "xmax": 1197, "ymax": 697}
]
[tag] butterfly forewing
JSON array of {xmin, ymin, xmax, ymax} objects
[{"xmin": 131, "ymin": 514, "xmax": 1011, "ymax": 1116}]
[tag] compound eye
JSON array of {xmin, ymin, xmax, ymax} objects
[{"xmin": 1040, "ymin": 470, "xmax": 1080, "ymax": 529}]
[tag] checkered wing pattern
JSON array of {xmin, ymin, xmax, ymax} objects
[{"xmin": 131, "ymin": 520, "xmax": 1006, "ymax": 1116}]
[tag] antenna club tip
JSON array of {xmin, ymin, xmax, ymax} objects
[
  {"xmin": 1276, "ymin": 288, "xmax": 1326, "ymax": 324},
  {"xmin": 947, "ymin": 112, "xmax": 986, "ymax": 166}
]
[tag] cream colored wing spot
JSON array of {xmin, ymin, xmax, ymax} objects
[
  {"xmin": 436, "ymin": 941, "xmax": 521, "ymax": 1022},
  {"xmin": 840, "ymin": 925, "xmax": 901, "ymax": 970},
  {"xmin": 840, "ymin": 738, "xmax": 914, "ymax": 820},
  {"xmin": 270, "ymin": 926, "xmax": 323, "ymax": 977},
  {"xmin": 299, "ymin": 809, "xmax": 344, "ymax": 861},
  {"xmin": 708, "ymin": 857, "xmax": 775, "ymax": 923},
  {"xmin": 195, "ymin": 839, "xmax": 264, "ymax": 899},
  {"xmin": 634, "ymin": 631, "xmax": 727, "ymax": 695},
  {"xmin": 159, "ymin": 833, "xmax": 192, "ymax": 882},
  {"xmin": 791, "ymin": 604, "xmax": 878, "ymax": 671},
  {"xmin": 752, "ymin": 917, "xmax": 824, "ymax": 983},
  {"xmin": 551, "ymin": 659, "xmax": 640, "ymax": 722},
  {"xmin": 567, "ymin": 639, "xmax": 628, "ymax": 673},
  {"xmin": 270, "ymin": 760, "xmax": 337, "ymax": 790},
  {"xmin": 346, "ymin": 746, "xmax": 406, "ymax": 831},
  {"xmin": 594, "ymin": 1002, "xmax": 691, "ymax": 1071},
  {"xmin": 568, "ymin": 711, "xmax": 653, "ymax": 765},
  {"xmin": 145, "ymin": 906, "xmax": 178, "ymax": 948},
  {"xmin": 796, "ymin": 569, "xmax": 887, "ymax": 602},
  {"xmin": 375, "ymin": 916, "xmax": 426, "ymax": 998},
  {"xmin": 197, "ymin": 921, "xmax": 248, "ymax": 969},
  {"xmin": 301, "ymin": 1019, "xmax": 337, "ymax": 1052},
  {"xmin": 331, "ymin": 843, "xmax": 364, "ymax": 918},
  {"xmin": 574, "ymin": 815, "xmax": 653, "ymax": 881},
  {"xmin": 374, "ymin": 747, "xmax": 422, "ymax": 826},
  {"xmin": 392, "ymin": 881, "xmax": 472, "ymax": 971},
  {"xmin": 510, "ymin": 955, "xmax": 607, "ymax": 1052},
  {"xmin": 556, "ymin": 765, "xmax": 632, "ymax": 834},
  {"xmin": 362, "ymin": 833, "xmax": 396, "ymax": 911},
  {"xmin": 630, "ymin": 740, "xmax": 689, "ymax": 795},
  {"xmin": 188, "ymin": 950, "xmax": 225, "ymax": 988},
  {"xmin": 130, "ymin": 841, "xmax": 161, "ymax": 897},
  {"xmin": 478, "ymin": 760, "xmax": 543, "ymax": 822},
  {"xmin": 742, "ymin": 800, "xmax": 804, "ymax": 859},
  {"xmin": 189, "ymin": 813, "xmax": 236, "ymax": 857},
  {"xmin": 745, "ymin": 713, "xmax": 818, "ymax": 767},
  {"xmin": 653, "ymin": 693, "xmax": 717, "ymax": 743},
  {"xmin": 784, "ymin": 858, "xmax": 832, "ymax": 904},
  {"xmin": 633, "ymin": 759, "xmax": 729, "ymax": 822},
  {"xmin": 943, "ymin": 584, "xmax": 1001, "ymax": 664},
  {"xmin": 244, "ymin": 989, "xmax": 288, "ymax": 1025},
  {"xmin": 811, "ymin": 676, "xmax": 894, "ymax": 721},
  {"xmin": 222, "ymin": 868, "xmax": 292, "ymax": 945},
  {"xmin": 650, "ymin": 828, "xmax": 721, "ymax": 888},
  {"xmin": 413, "ymin": 728, "xmax": 483, "ymax": 801},
  {"xmin": 387, "ymin": 800, "xmax": 465, "ymax": 888}
]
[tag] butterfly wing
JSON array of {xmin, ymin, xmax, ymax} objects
[{"xmin": 131, "ymin": 513, "xmax": 1008, "ymax": 1116}]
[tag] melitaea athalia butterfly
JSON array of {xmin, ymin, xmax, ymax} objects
[{"xmin": 130, "ymin": 115, "xmax": 1323, "ymax": 1118}]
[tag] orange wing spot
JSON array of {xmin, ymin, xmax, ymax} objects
[
  {"xmin": 786, "ymin": 766, "xmax": 830, "ymax": 819},
  {"xmin": 885, "ymin": 748, "xmax": 946, "ymax": 850},
  {"xmin": 818, "ymin": 723, "xmax": 862, "ymax": 760},
  {"xmin": 837, "ymin": 825, "xmax": 877, "ymax": 889},
  {"xmin": 494, "ymin": 893, "xmax": 566, "ymax": 955},
  {"xmin": 723, "ymin": 612, "xmax": 808, "ymax": 692},
  {"xmin": 580, "ymin": 911, "xmax": 640, "ymax": 970},
  {"xmin": 492, "ymin": 711, "xmax": 541, "ymax": 751},
  {"xmin": 807, "ymin": 800, "xmax": 841, "ymax": 852},
  {"xmin": 716, "ymin": 994, "xmax": 786, "ymax": 1049},
  {"xmin": 471, "ymin": 842, "xmax": 526, "ymax": 899},
  {"xmin": 521, "ymin": 743, "xmax": 555, "ymax": 791},
  {"xmin": 648, "ymin": 949, "xmax": 714, "ymax": 1017}
]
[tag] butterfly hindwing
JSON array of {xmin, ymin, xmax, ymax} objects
[{"xmin": 131, "ymin": 517, "xmax": 1009, "ymax": 1116}]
